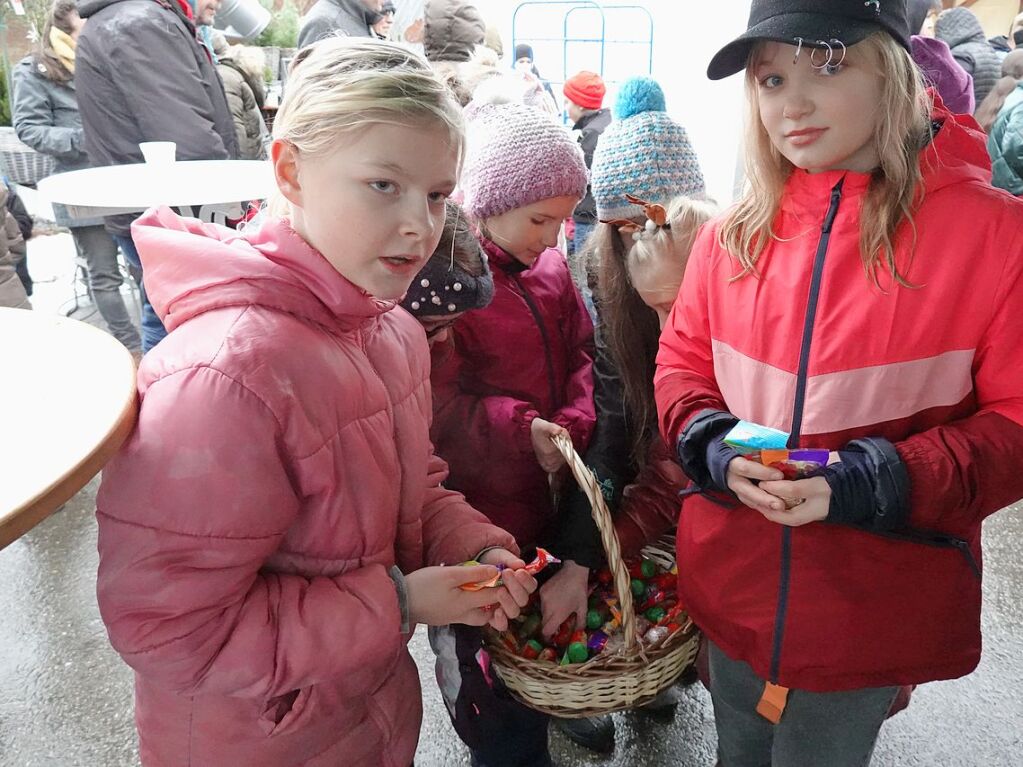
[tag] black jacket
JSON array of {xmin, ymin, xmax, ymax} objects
[
  {"xmin": 557, "ymin": 317, "xmax": 631, "ymax": 568},
  {"xmin": 76, "ymin": 0, "xmax": 239, "ymax": 236},
  {"xmin": 572, "ymin": 108, "xmax": 612, "ymax": 224}
]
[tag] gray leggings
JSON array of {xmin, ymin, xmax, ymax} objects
[
  {"xmin": 73, "ymin": 225, "xmax": 140, "ymax": 351},
  {"xmin": 708, "ymin": 642, "xmax": 898, "ymax": 767}
]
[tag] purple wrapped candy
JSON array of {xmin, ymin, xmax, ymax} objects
[{"xmin": 587, "ymin": 630, "xmax": 609, "ymax": 654}]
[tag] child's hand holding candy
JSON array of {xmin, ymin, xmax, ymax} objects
[{"xmin": 479, "ymin": 548, "xmax": 539, "ymax": 631}]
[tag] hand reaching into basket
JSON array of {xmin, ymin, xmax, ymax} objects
[
  {"xmin": 531, "ymin": 417, "xmax": 568, "ymax": 473},
  {"xmin": 538, "ymin": 559, "xmax": 589, "ymax": 639}
]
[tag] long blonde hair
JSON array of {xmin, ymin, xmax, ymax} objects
[
  {"xmin": 268, "ymin": 38, "xmax": 464, "ymax": 217},
  {"xmin": 594, "ymin": 196, "xmax": 717, "ymax": 464},
  {"xmin": 720, "ymin": 33, "xmax": 932, "ymax": 287}
]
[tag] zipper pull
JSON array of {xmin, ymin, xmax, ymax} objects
[
  {"xmin": 821, "ymin": 180, "xmax": 844, "ymax": 234},
  {"xmin": 942, "ymin": 536, "xmax": 982, "ymax": 579}
]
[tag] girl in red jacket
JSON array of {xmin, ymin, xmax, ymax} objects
[
  {"xmin": 656, "ymin": 3, "xmax": 1023, "ymax": 766},
  {"xmin": 428, "ymin": 102, "xmax": 594, "ymax": 767},
  {"xmin": 94, "ymin": 39, "xmax": 537, "ymax": 767}
]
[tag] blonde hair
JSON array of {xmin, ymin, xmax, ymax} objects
[
  {"xmin": 629, "ymin": 196, "xmax": 719, "ymax": 281},
  {"xmin": 592, "ymin": 195, "xmax": 717, "ymax": 464},
  {"xmin": 720, "ymin": 33, "xmax": 932, "ymax": 288},
  {"xmin": 268, "ymin": 38, "xmax": 464, "ymax": 217}
]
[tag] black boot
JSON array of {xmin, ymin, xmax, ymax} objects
[
  {"xmin": 552, "ymin": 715, "xmax": 615, "ymax": 754},
  {"xmin": 638, "ymin": 683, "xmax": 686, "ymax": 723}
]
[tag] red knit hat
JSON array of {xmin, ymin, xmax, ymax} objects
[{"xmin": 563, "ymin": 71, "xmax": 605, "ymax": 110}]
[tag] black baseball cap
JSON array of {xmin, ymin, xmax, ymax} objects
[{"xmin": 707, "ymin": 0, "xmax": 912, "ymax": 80}]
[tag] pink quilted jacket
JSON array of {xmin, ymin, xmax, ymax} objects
[{"xmin": 95, "ymin": 207, "xmax": 516, "ymax": 767}]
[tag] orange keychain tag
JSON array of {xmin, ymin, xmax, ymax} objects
[{"xmin": 756, "ymin": 682, "xmax": 789, "ymax": 724}]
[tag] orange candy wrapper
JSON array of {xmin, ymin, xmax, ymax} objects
[{"xmin": 458, "ymin": 547, "xmax": 561, "ymax": 591}]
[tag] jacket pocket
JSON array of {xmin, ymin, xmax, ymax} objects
[
  {"xmin": 856, "ymin": 526, "xmax": 981, "ymax": 579},
  {"xmin": 259, "ymin": 686, "xmax": 313, "ymax": 737}
]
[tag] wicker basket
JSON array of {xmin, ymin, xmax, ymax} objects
[
  {"xmin": 0, "ymin": 127, "xmax": 56, "ymax": 187},
  {"xmin": 485, "ymin": 433, "xmax": 700, "ymax": 718}
]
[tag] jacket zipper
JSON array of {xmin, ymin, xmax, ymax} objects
[
  {"xmin": 509, "ymin": 273, "xmax": 559, "ymax": 410},
  {"xmin": 769, "ymin": 178, "xmax": 845, "ymax": 684}
]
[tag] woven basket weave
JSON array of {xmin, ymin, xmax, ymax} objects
[
  {"xmin": 0, "ymin": 127, "xmax": 55, "ymax": 187},
  {"xmin": 485, "ymin": 433, "xmax": 700, "ymax": 718}
]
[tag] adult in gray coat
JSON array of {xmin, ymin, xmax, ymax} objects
[
  {"xmin": 76, "ymin": 0, "xmax": 238, "ymax": 352},
  {"xmin": 13, "ymin": 0, "xmax": 140, "ymax": 351},
  {"xmin": 935, "ymin": 6, "xmax": 1002, "ymax": 108},
  {"xmin": 298, "ymin": 0, "xmax": 381, "ymax": 48}
]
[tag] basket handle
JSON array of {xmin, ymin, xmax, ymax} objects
[{"xmin": 550, "ymin": 433, "xmax": 638, "ymax": 654}]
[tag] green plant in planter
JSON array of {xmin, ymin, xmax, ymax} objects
[
  {"xmin": 0, "ymin": 60, "xmax": 10, "ymax": 128},
  {"xmin": 255, "ymin": 0, "xmax": 300, "ymax": 49}
]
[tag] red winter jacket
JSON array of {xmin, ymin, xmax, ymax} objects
[
  {"xmin": 431, "ymin": 237, "xmax": 596, "ymax": 547},
  {"xmin": 656, "ymin": 107, "xmax": 1023, "ymax": 692},
  {"xmin": 96, "ymin": 207, "xmax": 516, "ymax": 767}
]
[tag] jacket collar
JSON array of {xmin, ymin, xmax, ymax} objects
[
  {"xmin": 573, "ymin": 108, "xmax": 610, "ymax": 131},
  {"xmin": 477, "ymin": 233, "xmax": 528, "ymax": 275},
  {"xmin": 133, "ymin": 207, "xmax": 395, "ymax": 335}
]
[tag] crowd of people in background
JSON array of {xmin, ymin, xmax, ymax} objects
[{"xmin": 2, "ymin": 1, "xmax": 1023, "ymax": 766}]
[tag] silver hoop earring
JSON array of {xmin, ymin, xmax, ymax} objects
[
  {"xmin": 810, "ymin": 40, "xmax": 834, "ymax": 70},
  {"xmin": 829, "ymin": 39, "xmax": 847, "ymax": 67},
  {"xmin": 792, "ymin": 37, "xmax": 804, "ymax": 64}
]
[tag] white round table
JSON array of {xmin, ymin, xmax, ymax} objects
[
  {"xmin": 0, "ymin": 308, "xmax": 138, "ymax": 550},
  {"xmin": 37, "ymin": 159, "xmax": 276, "ymax": 221}
]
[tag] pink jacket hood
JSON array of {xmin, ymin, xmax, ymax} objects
[{"xmin": 136, "ymin": 205, "xmax": 393, "ymax": 333}]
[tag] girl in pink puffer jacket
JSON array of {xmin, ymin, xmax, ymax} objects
[{"xmin": 95, "ymin": 39, "xmax": 535, "ymax": 767}]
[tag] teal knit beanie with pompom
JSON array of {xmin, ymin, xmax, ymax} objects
[{"xmin": 591, "ymin": 77, "xmax": 705, "ymax": 220}]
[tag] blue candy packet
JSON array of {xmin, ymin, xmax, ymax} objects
[{"xmin": 723, "ymin": 421, "xmax": 790, "ymax": 454}]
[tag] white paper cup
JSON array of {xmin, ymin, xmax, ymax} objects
[{"xmin": 139, "ymin": 142, "xmax": 177, "ymax": 164}]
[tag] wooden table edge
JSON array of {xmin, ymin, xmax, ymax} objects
[{"xmin": 0, "ymin": 387, "xmax": 138, "ymax": 552}]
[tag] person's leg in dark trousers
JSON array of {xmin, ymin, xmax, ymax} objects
[
  {"xmin": 708, "ymin": 642, "xmax": 897, "ymax": 767},
  {"xmin": 429, "ymin": 625, "xmax": 551, "ymax": 767},
  {"xmin": 113, "ymin": 233, "xmax": 167, "ymax": 353},
  {"xmin": 74, "ymin": 225, "xmax": 141, "ymax": 351},
  {"xmin": 14, "ymin": 257, "xmax": 32, "ymax": 296}
]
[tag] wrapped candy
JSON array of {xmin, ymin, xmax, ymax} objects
[
  {"xmin": 552, "ymin": 616, "xmax": 575, "ymax": 649},
  {"xmin": 628, "ymin": 559, "xmax": 657, "ymax": 579},
  {"xmin": 587, "ymin": 630, "xmax": 609, "ymax": 654},
  {"xmin": 723, "ymin": 420, "xmax": 828, "ymax": 479},
  {"xmin": 459, "ymin": 547, "xmax": 561, "ymax": 591},
  {"xmin": 521, "ymin": 639, "xmax": 544, "ymax": 660}
]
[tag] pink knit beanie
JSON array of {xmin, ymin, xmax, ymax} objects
[{"xmin": 460, "ymin": 103, "xmax": 589, "ymax": 221}]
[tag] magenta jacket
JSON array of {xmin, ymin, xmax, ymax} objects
[
  {"xmin": 431, "ymin": 237, "xmax": 595, "ymax": 547},
  {"xmin": 96, "ymin": 207, "xmax": 516, "ymax": 767}
]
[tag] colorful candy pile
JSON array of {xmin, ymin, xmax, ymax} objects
[{"xmin": 493, "ymin": 556, "xmax": 685, "ymax": 665}]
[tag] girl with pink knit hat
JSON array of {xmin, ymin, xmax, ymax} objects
[{"xmin": 427, "ymin": 101, "xmax": 595, "ymax": 767}]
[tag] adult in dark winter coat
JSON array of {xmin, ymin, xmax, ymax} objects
[
  {"xmin": 76, "ymin": 0, "xmax": 239, "ymax": 353},
  {"xmin": 935, "ymin": 6, "xmax": 1002, "ymax": 108},
  {"xmin": 210, "ymin": 33, "xmax": 267, "ymax": 161},
  {"xmin": 12, "ymin": 0, "xmax": 140, "ymax": 351},
  {"xmin": 297, "ymin": 0, "xmax": 380, "ymax": 48},
  {"xmin": 0, "ymin": 184, "xmax": 29, "ymax": 310},
  {"xmin": 422, "ymin": 0, "xmax": 484, "ymax": 63},
  {"xmin": 563, "ymin": 70, "xmax": 611, "ymax": 259}
]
